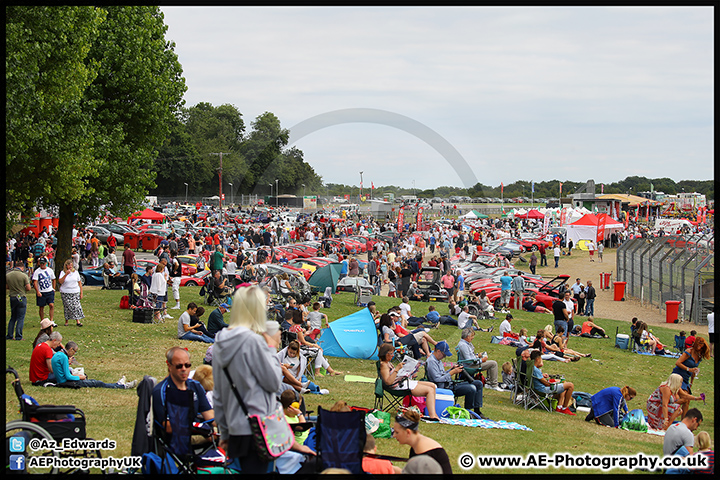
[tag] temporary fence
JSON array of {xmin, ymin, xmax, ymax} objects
[{"xmin": 616, "ymin": 233, "xmax": 714, "ymax": 325}]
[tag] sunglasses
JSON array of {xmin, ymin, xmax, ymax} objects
[{"xmin": 173, "ymin": 363, "xmax": 192, "ymax": 369}]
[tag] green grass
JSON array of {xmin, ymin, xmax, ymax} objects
[{"xmin": 6, "ymin": 287, "xmax": 714, "ymax": 474}]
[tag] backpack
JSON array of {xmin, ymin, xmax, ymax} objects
[
  {"xmin": 572, "ymin": 391, "xmax": 593, "ymax": 408},
  {"xmin": 119, "ymin": 295, "xmax": 130, "ymax": 309}
]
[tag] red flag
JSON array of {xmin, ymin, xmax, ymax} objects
[
  {"xmin": 645, "ymin": 202, "xmax": 649, "ymax": 222},
  {"xmin": 624, "ymin": 211, "xmax": 629, "ymax": 228},
  {"xmin": 501, "ymin": 182, "xmax": 504, "ymax": 194},
  {"xmin": 596, "ymin": 213, "xmax": 607, "ymax": 243},
  {"xmin": 559, "ymin": 182, "xmax": 563, "ymax": 196},
  {"xmin": 371, "ymin": 182, "xmax": 375, "ymax": 190}
]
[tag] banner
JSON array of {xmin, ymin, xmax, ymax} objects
[
  {"xmin": 596, "ymin": 213, "xmax": 607, "ymax": 243},
  {"xmin": 559, "ymin": 208, "xmax": 567, "ymax": 226},
  {"xmin": 417, "ymin": 207, "xmax": 423, "ymax": 230},
  {"xmin": 303, "ymin": 196, "xmax": 317, "ymax": 210},
  {"xmin": 531, "ymin": 181, "xmax": 534, "ymax": 193},
  {"xmin": 559, "ymin": 182, "xmax": 563, "ymax": 196},
  {"xmin": 398, "ymin": 206, "xmax": 404, "ymax": 232},
  {"xmin": 542, "ymin": 213, "xmax": 550, "ymax": 235},
  {"xmin": 645, "ymin": 202, "xmax": 649, "ymax": 222},
  {"xmin": 624, "ymin": 211, "xmax": 629, "ymax": 229}
]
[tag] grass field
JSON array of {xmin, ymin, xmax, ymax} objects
[{"xmin": 5, "ymin": 285, "xmax": 714, "ymax": 474}]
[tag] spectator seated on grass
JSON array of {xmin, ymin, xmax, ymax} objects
[
  {"xmin": 532, "ymin": 329, "xmax": 574, "ymax": 363},
  {"xmin": 392, "ymin": 406, "xmax": 451, "ymax": 475},
  {"xmin": 646, "ymin": 373, "xmax": 696, "ymax": 431},
  {"xmin": 52, "ymin": 338, "xmax": 137, "ymax": 389},
  {"xmin": 362, "ymin": 433, "xmax": 403, "ymax": 474},
  {"xmin": 547, "ymin": 325, "xmax": 591, "ymax": 360},
  {"xmin": 280, "ymin": 389, "xmax": 310, "ymax": 445},
  {"xmin": 522, "ymin": 293, "xmax": 552, "ymax": 314},
  {"xmin": 530, "ymin": 350, "xmax": 576, "ymax": 416},
  {"xmin": 580, "ymin": 317, "xmax": 609, "ymax": 338}
]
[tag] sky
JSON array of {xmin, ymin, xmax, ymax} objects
[{"xmin": 160, "ymin": 6, "xmax": 713, "ymax": 190}]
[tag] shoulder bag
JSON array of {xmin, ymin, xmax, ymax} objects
[{"xmin": 222, "ymin": 367, "xmax": 293, "ymax": 461}]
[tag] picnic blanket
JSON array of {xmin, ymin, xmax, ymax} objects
[
  {"xmin": 633, "ymin": 350, "xmax": 680, "ymax": 359},
  {"xmin": 431, "ymin": 417, "xmax": 533, "ymax": 431},
  {"xmin": 344, "ymin": 375, "xmax": 377, "ymax": 383}
]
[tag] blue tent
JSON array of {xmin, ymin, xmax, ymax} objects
[{"xmin": 317, "ymin": 308, "xmax": 379, "ymax": 360}]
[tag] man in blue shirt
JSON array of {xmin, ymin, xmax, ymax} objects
[
  {"xmin": 426, "ymin": 341, "xmax": 488, "ymax": 419},
  {"xmin": 499, "ymin": 272, "xmax": 512, "ymax": 314},
  {"xmin": 52, "ymin": 340, "xmax": 135, "ymax": 389},
  {"xmin": 153, "ymin": 347, "xmax": 214, "ymax": 432},
  {"xmin": 207, "ymin": 303, "xmax": 230, "ymax": 338},
  {"xmin": 339, "ymin": 258, "xmax": 348, "ymax": 280}
]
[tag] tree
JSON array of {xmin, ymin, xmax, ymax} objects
[
  {"xmin": 238, "ymin": 112, "xmax": 288, "ymax": 194},
  {"xmin": 6, "ymin": 6, "xmax": 187, "ymax": 275},
  {"xmin": 6, "ymin": 6, "xmax": 105, "ymax": 229}
]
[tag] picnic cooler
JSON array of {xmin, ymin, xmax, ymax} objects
[
  {"xmin": 132, "ymin": 308, "xmax": 153, "ymax": 324},
  {"xmin": 422, "ymin": 388, "xmax": 454, "ymax": 417},
  {"xmin": 615, "ymin": 334, "xmax": 629, "ymax": 350}
]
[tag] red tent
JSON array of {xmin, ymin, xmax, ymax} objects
[
  {"xmin": 514, "ymin": 209, "xmax": 544, "ymax": 219},
  {"xmin": 128, "ymin": 208, "xmax": 165, "ymax": 222}
]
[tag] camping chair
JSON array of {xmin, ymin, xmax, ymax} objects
[
  {"xmin": 510, "ymin": 358, "xmax": 523, "ymax": 405},
  {"xmin": 315, "ymin": 406, "xmax": 366, "ymax": 474},
  {"xmin": 355, "ymin": 286, "xmax": 373, "ymax": 307},
  {"xmin": 673, "ymin": 335, "xmax": 687, "ymax": 355},
  {"xmin": 204, "ymin": 275, "xmax": 230, "ymax": 307},
  {"xmin": 280, "ymin": 331, "xmax": 318, "ymax": 381},
  {"xmin": 373, "ymin": 361, "xmax": 411, "ymax": 412},
  {"xmin": 522, "ymin": 364, "xmax": 553, "ymax": 412},
  {"xmin": 150, "ymin": 383, "xmax": 224, "ymax": 475}
]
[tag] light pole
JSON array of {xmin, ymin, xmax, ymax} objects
[
  {"xmin": 301, "ymin": 184, "xmax": 306, "ymax": 211},
  {"xmin": 228, "ymin": 183, "xmax": 233, "ymax": 207},
  {"xmin": 275, "ymin": 179, "xmax": 279, "ymax": 209},
  {"xmin": 269, "ymin": 183, "xmax": 273, "ymax": 201},
  {"xmin": 359, "ymin": 171, "xmax": 364, "ymax": 201},
  {"xmin": 184, "ymin": 182, "xmax": 188, "ymax": 204}
]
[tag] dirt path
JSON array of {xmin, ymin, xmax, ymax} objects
[{"xmin": 530, "ymin": 247, "xmax": 708, "ymax": 335}]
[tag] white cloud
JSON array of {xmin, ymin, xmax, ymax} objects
[{"xmin": 161, "ymin": 6, "xmax": 713, "ymax": 189}]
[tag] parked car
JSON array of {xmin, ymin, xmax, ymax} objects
[
  {"xmin": 335, "ymin": 276, "xmax": 372, "ymax": 293},
  {"xmin": 86, "ymin": 225, "xmax": 125, "ymax": 245}
]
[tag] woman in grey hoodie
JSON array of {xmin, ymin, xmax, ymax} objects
[{"xmin": 212, "ymin": 286, "xmax": 283, "ymax": 473}]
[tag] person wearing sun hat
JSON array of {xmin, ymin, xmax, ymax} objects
[{"xmin": 426, "ymin": 340, "xmax": 489, "ymax": 420}]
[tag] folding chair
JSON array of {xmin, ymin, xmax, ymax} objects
[
  {"xmin": 673, "ymin": 335, "xmax": 687, "ymax": 355},
  {"xmin": 373, "ymin": 361, "xmax": 411, "ymax": 412},
  {"xmin": 510, "ymin": 358, "xmax": 523, "ymax": 405},
  {"xmin": 150, "ymin": 384, "xmax": 224, "ymax": 476},
  {"xmin": 315, "ymin": 406, "xmax": 367, "ymax": 474},
  {"xmin": 522, "ymin": 365, "xmax": 553, "ymax": 412}
]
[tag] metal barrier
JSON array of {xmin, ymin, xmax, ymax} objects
[{"xmin": 616, "ymin": 233, "xmax": 714, "ymax": 325}]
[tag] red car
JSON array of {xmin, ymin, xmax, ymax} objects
[{"xmin": 179, "ymin": 270, "xmax": 212, "ymax": 287}]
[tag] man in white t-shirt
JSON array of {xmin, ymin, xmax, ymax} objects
[
  {"xmin": 398, "ymin": 297, "xmax": 412, "ymax": 320},
  {"xmin": 458, "ymin": 306, "xmax": 479, "ymax": 330},
  {"xmin": 499, "ymin": 314, "xmax": 515, "ymax": 337},
  {"xmin": 562, "ymin": 290, "xmax": 576, "ymax": 335},
  {"xmin": 32, "ymin": 257, "xmax": 56, "ymax": 323}
]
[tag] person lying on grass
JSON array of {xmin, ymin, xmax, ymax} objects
[
  {"xmin": 532, "ymin": 329, "xmax": 575, "ymax": 363},
  {"xmin": 546, "ymin": 325, "xmax": 591, "ymax": 360}
]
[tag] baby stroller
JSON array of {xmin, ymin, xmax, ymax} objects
[{"xmin": 6, "ymin": 367, "xmax": 103, "ymax": 474}]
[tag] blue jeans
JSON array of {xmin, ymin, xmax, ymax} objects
[
  {"xmin": 585, "ymin": 298, "xmax": 595, "ymax": 316},
  {"xmin": 452, "ymin": 380, "xmax": 484, "ymax": 409},
  {"xmin": 76, "ymin": 379, "xmax": 124, "ymax": 389},
  {"xmin": 554, "ymin": 320, "xmax": 568, "ymax": 338},
  {"xmin": 180, "ymin": 331, "xmax": 215, "ymax": 343},
  {"xmin": 554, "ymin": 256, "xmax": 559, "ymax": 268},
  {"xmin": 8, "ymin": 296, "xmax": 27, "ymax": 340}
]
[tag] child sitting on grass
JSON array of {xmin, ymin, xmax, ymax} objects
[
  {"xmin": 362, "ymin": 433, "xmax": 402, "ymax": 474},
  {"xmin": 281, "ymin": 389, "xmax": 310, "ymax": 445},
  {"xmin": 530, "ymin": 350, "xmax": 576, "ymax": 416}
]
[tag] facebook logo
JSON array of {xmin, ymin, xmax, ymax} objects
[
  {"xmin": 9, "ymin": 436, "xmax": 25, "ymax": 452},
  {"xmin": 9, "ymin": 454, "xmax": 25, "ymax": 471}
]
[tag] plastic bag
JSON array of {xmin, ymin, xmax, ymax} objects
[
  {"xmin": 369, "ymin": 410, "xmax": 392, "ymax": 439},
  {"xmin": 443, "ymin": 405, "xmax": 472, "ymax": 420},
  {"xmin": 619, "ymin": 408, "xmax": 647, "ymax": 432}
]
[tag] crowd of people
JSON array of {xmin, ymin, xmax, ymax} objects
[{"xmin": 6, "ymin": 203, "xmax": 715, "ymax": 474}]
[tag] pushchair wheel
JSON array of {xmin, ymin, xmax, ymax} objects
[{"xmin": 6, "ymin": 420, "xmax": 60, "ymax": 474}]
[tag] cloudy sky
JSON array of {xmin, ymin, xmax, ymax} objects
[{"xmin": 160, "ymin": 6, "xmax": 712, "ymax": 190}]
